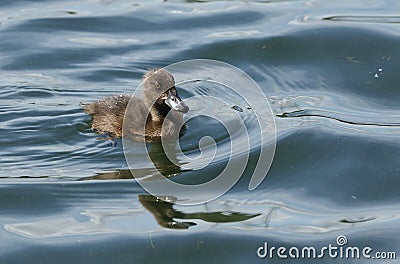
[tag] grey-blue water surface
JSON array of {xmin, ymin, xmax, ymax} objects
[{"xmin": 1, "ymin": 0, "xmax": 400, "ymax": 263}]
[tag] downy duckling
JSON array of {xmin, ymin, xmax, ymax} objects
[{"xmin": 84, "ymin": 68, "xmax": 189, "ymax": 140}]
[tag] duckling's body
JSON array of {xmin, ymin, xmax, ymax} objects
[
  {"xmin": 84, "ymin": 94, "xmax": 134, "ymax": 137},
  {"xmin": 84, "ymin": 69, "xmax": 189, "ymax": 140}
]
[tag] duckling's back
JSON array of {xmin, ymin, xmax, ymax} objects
[{"xmin": 84, "ymin": 94, "xmax": 132, "ymax": 137}]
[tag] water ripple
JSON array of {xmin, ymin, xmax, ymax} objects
[
  {"xmin": 322, "ymin": 15, "xmax": 400, "ymax": 24},
  {"xmin": 0, "ymin": 2, "xmax": 399, "ymax": 260}
]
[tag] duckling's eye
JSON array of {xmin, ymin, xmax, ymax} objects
[{"xmin": 155, "ymin": 83, "xmax": 160, "ymax": 89}]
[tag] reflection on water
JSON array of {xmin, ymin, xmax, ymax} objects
[
  {"xmin": 82, "ymin": 141, "xmax": 183, "ymax": 181},
  {"xmin": 4, "ymin": 182, "xmax": 398, "ymax": 240},
  {"xmin": 139, "ymin": 195, "xmax": 260, "ymax": 229}
]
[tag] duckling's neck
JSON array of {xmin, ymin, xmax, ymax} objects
[{"xmin": 149, "ymin": 104, "xmax": 170, "ymax": 122}]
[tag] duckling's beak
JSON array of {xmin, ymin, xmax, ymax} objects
[{"xmin": 165, "ymin": 90, "xmax": 189, "ymax": 113}]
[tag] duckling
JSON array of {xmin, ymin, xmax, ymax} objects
[{"xmin": 84, "ymin": 68, "xmax": 189, "ymax": 140}]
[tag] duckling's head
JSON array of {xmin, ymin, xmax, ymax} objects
[{"xmin": 142, "ymin": 68, "xmax": 189, "ymax": 116}]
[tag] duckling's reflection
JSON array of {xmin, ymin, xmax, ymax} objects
[
  {"xmin": 139, "ymin": 194, "xmax": 261, "ymax": 229},
  {"xmin": 81, "ymin": 140, "xmax": 183, "ymax": 180},
  {"xmin": 144, "ymin": 140, "xmax": 184, "ymax": 179}
]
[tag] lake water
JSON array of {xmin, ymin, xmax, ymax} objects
[{"xmin": 1, "ymin": 0, "xmax": 399, "ymax": 263}]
